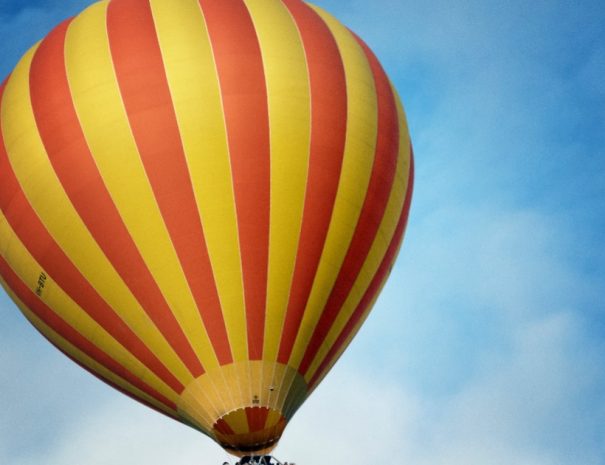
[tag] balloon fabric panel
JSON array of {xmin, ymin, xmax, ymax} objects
[
  {"xmin": 65, "ymin": 1, "xmax": 225, "ymax": 377},
  {"xmin": 107, "ymin": 0, "xmax": 233, "ymax": 368},
  {"xmin": 294, "ymin": 24, "xmax": 400, "ymax": 376},
  {"xmin": 0, "ymin": 0, "xmax": 414, "ymax": 456},
  {"xmin": 0, "ymin": 70, "xmax": 189, "ymax": 396}
]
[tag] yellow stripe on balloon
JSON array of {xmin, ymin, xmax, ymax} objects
[
  {"xmin": 287, "ymin": 5, "xmax": 379, "ymax": 369},
  {"xmin": 64, "ymin": 0, "xmax": 220, "ymax": 375},
  {"xmin": 307, "ymin": 282, "xmax": 383, "ymax": 394},
  {"xmin": 225, "ymin": 407, "xmax": 250, "ymax": 435},
  {"xmin": 304, "ymin": 89, "xmax": 412, "ymax": 383},
  {"xmin": 0, "ymin": 45, "xmax": 191, "ymax": 386},
  {"xmin": 391, "ymin": 84, "xmax": 412, "ymax": 176},
  {"xmin": 265, "ymin": 409, "xmax": 283, "ymax": 429},
  {"xmin": 242, "ymin": 0, "xmax": 311, "ymax": 364},
  {"xmin": 0, "ymin": 211, "xmax": 179, "ymax": 402},
  {"xmin": 149, "ymin": 0, "xmax": 248, "ymax": 364},
  {"xmin": 0, "ymin": 277, "xmax": 178, "ymax": 417}
]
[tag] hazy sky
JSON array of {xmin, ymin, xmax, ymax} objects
[{"xmin": 1, "ymin": 1, "xmax": 604, "ymax": 464}]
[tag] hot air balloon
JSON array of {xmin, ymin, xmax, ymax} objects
[{"xmin": 0, "ymin": 0, "xmax": 413, "ymax": 458}]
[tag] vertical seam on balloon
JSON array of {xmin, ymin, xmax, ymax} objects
[
  {"xmin": 301, "ymin": 73, "xmax": 411, "ymax": 383},
  {"xmin": 142, "ymin": 0, "xmax": 230, "ymax": 373},
  {"xmin": 242, "ymin": 0, "xmax": 312, "ymax": 419},
  {"xmin": 178, "ymin": 385, "xmax": 216, "ymax": 434},
  {"xmin": 200, "ymin": 0, "xmax": 271, "ymax": 364},
  {"xmin": 71, "ymin": 0, "xmax": 221, "ymax": 380},
  {"xmin": 195, "ymin": 0, "xmax": 245, "ymax": 414},
  {"xmin": 107, "ymin": 0, "xmax": 239, "ymax": 371},
  {"xmin": 277, "ymin": 1, "xmax": 329, "ymax": 420},
  {"xmin": 241, "ymin": 0, "xmax": 273, "ymax": 411},
  {"xmin": 62, "ymin": 12, "xmax": 204, "ymax": 383},
  {"xmin": 304, "ymin": 75, "xmax": 414, "ymax": 380},
  {"xmin": 197, "ymin": 0, "xmax": 248, "ymax": 362},
  {"xmin": 266, "ymin": 0, "xmax": 313, "ymax": 414},
  {"xmin": 304, "ymin": 100, "xmax": 412, "ymax": 386},
  {"xmin": 248, "ymin": 0, "xmax": 271, "ymax": 368},
  {"xmin": 275, "ymin": 0, "xmax": 313, "ymax": 370},
  {"xmin": 46, "ymin": 0, "xmax": 193, "ymax": 388},
  {"xmin": 62, "ymin": 4, "xmax": 190, "ymax": 391},
  {"xmin": 287, "ymin": 4, "xmax": 378, "ymax": 376},
  {"xmin": 238, "ymin": 0, "xmax": 269, "ymax": 421},
  {"xmin": 273, "ymin": 0, "xmax": 319, "ymax": 421},
  {"xmin": 298, "ymin": 34, "xmax": 400, "ymax": 375},
  {"xmin": 144, "ymin": 0, "xmax": 235, "ymax": 420},
  {"xmin": 30, "ymin": 18, "xmax": 204, "ymax": 378},
  {"xmin": 242, "ymin": 2, "xmax": 270, "ymax": 413},
  {"xmin": 308, "ymin": 151, "xmax": 414, "ymax": 390},
  {"xmin": 198, "ymin": 0, "xmax": 273, "ymax": 426},
  {"xmin": 0, "ymin": 45, "xmax": 185, "ymax": 394},
  {"xmin": 104, "ymin": 0, "xmax": 217, "ymax": 371},
  {"xmin": 280, "ymin": 0, "xmax": 348, "ymax": 394}
]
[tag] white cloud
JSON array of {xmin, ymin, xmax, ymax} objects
[
  {"xmin": 6, "ymin": 309, "xmax": 601, "ymax": 465},
  {"xmin": 4, "ymin": 396, "xmax": 226, "ymax": 465},
  {"xmin": 416, "ymin": 312, "xmax": 604, "ymax": 465},
  {"xmin": 1, "ymin": 1, "xmax": 604, "ymax": 464}
]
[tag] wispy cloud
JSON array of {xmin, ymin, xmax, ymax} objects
[
  {"xmin": 1, "ymin": 0, "xmax": 604, "ymax": 464},
  {"xmin": 286, "ymin": 310, "xmax": 605, "ymax": 465}
]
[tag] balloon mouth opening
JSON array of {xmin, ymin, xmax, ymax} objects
[{"xmin": 213, "ymin": 406, "xmax": 287, "ymax": 456}]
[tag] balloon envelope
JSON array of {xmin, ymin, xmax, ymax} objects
[{"xmin": 0, "ymin": 0, "xmax": 413, "ymax": 456}]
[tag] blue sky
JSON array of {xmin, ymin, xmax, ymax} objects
[{"xmin": 1, "ymin": 0, "xmax": 604, "ymax": 464}]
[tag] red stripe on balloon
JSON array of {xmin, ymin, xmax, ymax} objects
[
  {"xmin": 28, "ymin": 20, "xmax": 204, "ymax": 377},
  {"xmin": 277, "ymin": 0, "xmax": 348, "ymax": 364},
  {"xmin": 214, "ymin": 419, "xmax": 236, "ymax": 436},
  {"xmin": 107, "ymin": 0, "xmax": 233, "ymax": 365},
  {"xmin": 0, "ymin": 256, "xmax": 177, "ymax": 411},
  {"xmin": 299, "ymin": 38, "xmax": 400, "ymax": 375},
  {"xmin": 309, "ymin": 152, "xmax": 414, "ymax": 389},
  {"xmin": 246, "ymin": 406, "xmax": 270, "ymax": 433},
  {"xmin": 199, "ymin": 0, "xmax": 270, "ymax": 361},
  {"xmin": 0, "ymin": 84, "xmax": 184, "ymax": 394}
]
